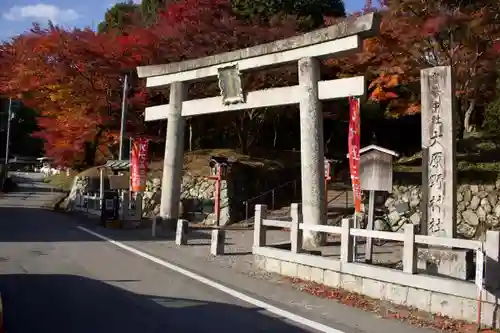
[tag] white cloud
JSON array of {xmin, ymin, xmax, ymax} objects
[{"xmin": 3, "ymin": 4, "xmax": 79, "ymax": 23}]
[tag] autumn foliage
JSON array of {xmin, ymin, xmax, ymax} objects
[
  {"xmin": 0, "ymin": 0, "xmax": 300, "ymax": 167},
  {"xmin": 0, "ymin": 0, "xmax": 499, "ymax": 166}
]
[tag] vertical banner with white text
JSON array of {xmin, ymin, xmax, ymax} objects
[
  {"xmin": 130, "ymin": 138, "xmax": 150, "ymax": 192},
  {"xmin": 348, "ymin": 97, "xmax": 362, "ymax": 213}
]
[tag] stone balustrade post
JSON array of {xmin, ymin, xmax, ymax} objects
[
  {"xmin": 403, "ymin": 224, "xmax": 418, "ymax": 274},
  {"xmin": 341, "ymin": 218, "xmax": 354, "ymax": 263},
  {"xmin": 253, "ymin": 204, "xmax": 267, "ymax": 251},
  {"xmin": 290, "ymin": 203, "xmax": 303, "ymax": 253}
]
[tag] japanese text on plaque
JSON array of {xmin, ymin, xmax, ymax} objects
[{"xmin": 427, "ymin": 71, "xmax": 445, "ymax": 234}]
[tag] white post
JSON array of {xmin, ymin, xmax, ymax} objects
[
  {"xmin": 298, "ymin": 57, "xmax": 326, "ymax": 248},
  {"xmin": 4, "ymin": 98, "xmax": 12, "ymax": 164},
  {"xmin": 290, "ymin": 203, "xmax": 303, "ymax": 253},
  {"xmin": 160, "ymin": 82, "xmax": 186, "ymax": 227},
  {"xmin": 175, "ymin": 219, "xmax": 188, "ymax": 245},
  {"xmin": 99, "ymin": 167, "xmax": 104, "ymax": 210},
  {"xmin": 253, "ymin": 204, "xmax": 267, "ymax": 250},
  {"xmin": 365, "ymin": 190, "xmax": 375, "ymax": 263},
  {"xmin": 210, "ymin": 229, "xmax": 225, "ymax": 256},
  {"xmin": 340, "ymin": 218, "xmax": 353, "ymax": 263},
  {"xmin": 485, "ymin": 231, "xmax": 500, "ymax": 290},
  {"xmin": 475, "ymin": 245, "xmax": 485, "ymax": 329},
  {"xmin": 403, "ymin": 224, "xmax": 417, "ymax": 274}
]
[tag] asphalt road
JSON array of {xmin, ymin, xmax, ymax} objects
[{"xmin": 0, "ymin": 176, "xmax": 323, "ymax": 333}]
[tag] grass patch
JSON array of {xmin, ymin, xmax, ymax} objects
[{"xmin": 44, "ymin": 171, "xmax": 78, "ymax": 191}]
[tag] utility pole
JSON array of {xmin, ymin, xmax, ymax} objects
[
  {"xmin": 118, "ymin": 74, "xmax": 129, "ymax": 160},
  {"xmin": 4, "ymin": 98, "xmax": 12, "ymax": 165}
]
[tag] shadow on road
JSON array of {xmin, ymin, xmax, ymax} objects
[
  {"xmin": 0, "ymin": 274, "xmax": 311, "ymax": 333},
  {"xmin": 0, "ymin": 206, "xmax": 214, "ymax": 243}
]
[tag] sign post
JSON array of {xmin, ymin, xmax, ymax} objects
[{"xmin": 357, "ymin": 145, "xmax": 398, "ymax": 262}]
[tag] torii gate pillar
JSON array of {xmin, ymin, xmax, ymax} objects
[
  {"xmin": 160, "ymin": 82, "xmax": 186, "ymax": 227},
  {"xmin": 299, "ymin": 57, "xmax": 326, "ymax": 247}
]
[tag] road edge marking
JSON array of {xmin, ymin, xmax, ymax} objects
[{"xmin": 77, "ymin": 226, "xmax": 345, "ymax": 333}]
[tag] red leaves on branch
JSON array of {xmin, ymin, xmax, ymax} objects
[
  {"xmin": 0, "ymin": 0, "xmax": 302, "ymax": 167},
  {"xmin": 325, "ymin": 0, "xmax": 500, "ymax": 120},
  {"xmin": 0, "ymin": 26, "xmax": 154, "ymax": 166}
]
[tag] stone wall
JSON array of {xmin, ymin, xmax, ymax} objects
[
  {"xmin": 381, "ymin": 180, "xmax": 500, "ymax": 238},
  {"xmin": 142, "ymin": 164, "xmax": 299, "ymax": 225},
  {"xmin": 253, "ymin": 252, "xmax": 497, "ymax": 327},
  {"xmin": 66, "ymin": 163, "xmax": 298, "ymax": 225},
  {"xmin": 143, "ymin": 175, "xmax": 234, "ymax": 225}
]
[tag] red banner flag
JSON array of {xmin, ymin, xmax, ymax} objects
[
  {"xmin": 348, "ymin": 97, "xmax": 362, "ymax": 213},
  {"xmin": 130, "ymin": 138, "xmax": 150, "ymax": 192}
]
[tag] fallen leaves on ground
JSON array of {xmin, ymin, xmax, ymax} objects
[{"xmin": 282, "ymin": 277, "xmax": 498, "ymax": 333}]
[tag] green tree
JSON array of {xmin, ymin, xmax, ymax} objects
[
  {"xmin": 98, "ymin": 1, "xmax": 139, "ymax": 33},
  {"xmin": 0, "ymin": 99, "xmax": 43, "ymax": 158},
  {"xmin": 141, "ymin": 0, "xmax": 173, "ymax": 25},
  {"xmin": 231, "ymin": 0, "xmax": 345, "ymax": 30},
  {"xmin": 484, "ymin": 65, "xmax": 500, "ymax": 136}
]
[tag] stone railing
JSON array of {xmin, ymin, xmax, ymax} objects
[{"xmin": 253, "ymin": 203, "xmax": 500, "ymax": 327}]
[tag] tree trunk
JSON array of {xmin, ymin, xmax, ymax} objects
[
  {"xmin": 456, "ymin": 97, "xmax": 465, "ymax": 142},
  {"xmin": 463, "ymin": 99, "xmax": 476, "ymax": 134},
  {"xmin": 237, "ymin": 133, "xmax": 248, "ymax": 155},
  {"xmin": 188, "ymin": 118, "xmax": 193, "ymax": 152},
  {"xmin": 234, "ymin": 114, "xmax": 249, "ymax": 154},
  {"xmin": 273, "ymin": 122, "xmax": 278, "ymax": 148},
  {"xmin": 83, "ymin": 129, "xmax": 103, "ymax": 167}
]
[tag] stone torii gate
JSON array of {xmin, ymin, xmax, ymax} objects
[{"xmin": 136, "ymin": 13, "xmax": 380, "ymax": 247}]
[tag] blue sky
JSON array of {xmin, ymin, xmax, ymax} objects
[{"xmin": 0, "ymin": 0, "xmax": 365, "ymax": 40}]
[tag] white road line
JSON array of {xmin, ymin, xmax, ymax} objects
[{"xmin": 77, "ymin": 226, "xmax": 346, "ymax": 333}]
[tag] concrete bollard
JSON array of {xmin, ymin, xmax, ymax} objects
[
  {"xmin": 175, "ymin": 219, "xmax": 188, "ymax": 245},
  {"xmin": 210, "ymin": 229, "xmax": 225, "ymax": 256},
  {"xmin": 152, "ymin": 217, "xmax": 158, "ymax": 237}
]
